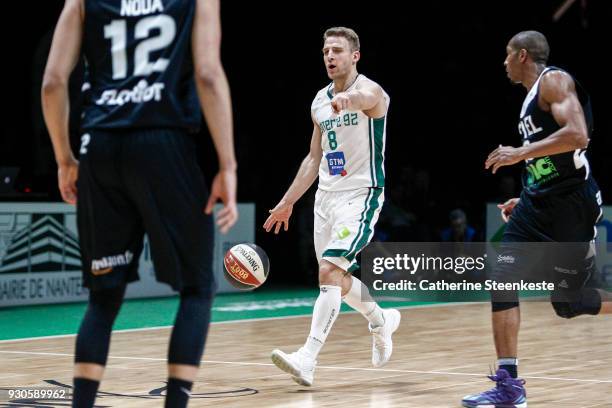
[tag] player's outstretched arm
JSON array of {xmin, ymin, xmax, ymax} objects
[
  {"xmin": 331, "ymin": 80, "xmax": 384, "ymax": 116},
  {"xmin": 41, "ymin": 0, "xmax": 83, "ymax": 205},
  {"xmin": 263, "ymin": 124, "xmax": 322, "ymax": 234},
  {"xmin": 193, "ymin": 0, "xmax": 237, "ymax": 233}
]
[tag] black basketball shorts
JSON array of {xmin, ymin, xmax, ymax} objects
[
  {"xmin": 491, "ymin": 177, "xmax": 602, "ymax": 295},
  {"xmin": 76, "ymin": 128, "xmax": 215, "ymax": 293}
]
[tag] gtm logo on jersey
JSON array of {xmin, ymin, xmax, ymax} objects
[
  {"xmin": 95, "ymin": 80, "xmax": 165, "ymax": 106},
  {"xmin": 326, "ymin": 151, "xmax": 347, "ymax": 176}
]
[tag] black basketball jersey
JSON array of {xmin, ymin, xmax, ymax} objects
[
  {"xmin": 81, "ymin": 0, "xmax": 200, "ymax": 130},
  {"xmin": 518, "ymin": 67, "xmax": 594, "ymax": 197}
]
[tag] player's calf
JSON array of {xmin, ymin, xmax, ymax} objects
[
  {"xmin": 73, "ymin": 285, "xmax": 126, "ymax": 408},
  {"xmin": 342, "ymin": 275, "xmax": 400, "ymax": 367},
  {"xmin": 165, "ymin": 287, "xmax": 214, "ymax": 407}
]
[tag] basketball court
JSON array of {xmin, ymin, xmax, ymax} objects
[{"xmin": 1, "ymin": 290, "xmax": 610, "ymax": 407}]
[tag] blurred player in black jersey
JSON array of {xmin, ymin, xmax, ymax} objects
[
  {"xmin": 42, "ymin": 0, "xmax": 237, "ymax": 407},
  {"xmin": 462, "ymin": 30, "xmax": 612, "ymax": 408}
]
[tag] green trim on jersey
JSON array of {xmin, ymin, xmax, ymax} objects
[
  {"xmin": 326, "ymin": 83, "xmax": 334, "ymax": 100},
  {"xmin": 369, "ymin": 117, "xmax": 386, "ymax": 188},
  {"xmin": 373, "ymin": 117, "xmax": 385, "ymax": 187},
  {"xmin": 368, "ymin": 120, "xmax": 375, "ymax": 185}
]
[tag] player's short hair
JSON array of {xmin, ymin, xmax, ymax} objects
[
  {"xmin": 509, "ymin": 31, "xmax": 550, "ymax": 65},
  {"xmin": 323, "ymin": 27, "xmax": 360, "ymax": 51}
]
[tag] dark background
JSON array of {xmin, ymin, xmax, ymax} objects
[{"xmin": 2, "ymin": 0, "xmax": 610, "ymax": 285}]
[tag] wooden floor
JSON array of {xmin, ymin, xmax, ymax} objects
[{"xmin": 0, "ymin": 302, "xmax": 611, "ymax": 407}]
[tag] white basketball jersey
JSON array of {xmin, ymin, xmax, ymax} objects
[{"xmin": 311, "ymin": 74, "xmax": 390, "ymax": 191}]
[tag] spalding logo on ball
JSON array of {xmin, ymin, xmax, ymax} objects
[{"xmin": 223, "ymin": 243, "xmax": 270, "ymax": 290}]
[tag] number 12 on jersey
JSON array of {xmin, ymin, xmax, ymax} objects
[{"xmin": 104, "ymin": 15, "xmax": 176, "ymax": 80}]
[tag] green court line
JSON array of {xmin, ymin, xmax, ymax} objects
[{"xmin": 0, "ymin": 287, "xmax": 438, "ymax": 341}]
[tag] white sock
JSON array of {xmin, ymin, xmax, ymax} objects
[
  {"xmin": 343, "ymin": 276, "xmax": 385, "ymax": 328},
  {"xmin": 303, "ymin": 285, "xmax": 341, "ymax": 359}
]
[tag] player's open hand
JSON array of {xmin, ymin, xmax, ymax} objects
[
  {"xmin": 497, "ymin": 197, "xmax": 520, "ymax": 223},
  {"xmin": 485, "ymin": 145, "xmax": 525, "ymax": 174},
  {"xmin": 263, "ymin": 201, "xmax": 293, "ymax": 234},
  {"xmin": 205, "ymin": 169, "xmax": 238, "ymax": 234},
  {"xmin": 58, "ymin": 157, "xmax": 79, "ymax": 205},
  {"xmin": 331, "ymin": 93, "xmax": 351, "ymax": 114}
]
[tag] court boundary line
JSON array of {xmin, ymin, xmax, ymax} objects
[
  {"xmin": 0, "ymin": 301, "xmax": 477, "ymax": 344},
  {"xmin": 0, "ymin": 349, "xmax": 610, "ymax": 384}
]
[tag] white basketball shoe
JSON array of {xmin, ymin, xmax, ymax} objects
[
  {"xmin": 370, "ymin": 308, "xmax": 401, "ymax": 367},
  {"xmin": 271, "ymin": 347, "xmax": 317, "ymax": 386}
]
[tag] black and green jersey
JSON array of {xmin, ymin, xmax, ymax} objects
[{"xmin": 519, "ymin": 67, "xmax": 594, "ymax": 197}]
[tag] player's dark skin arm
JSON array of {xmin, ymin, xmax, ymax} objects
[
  {"xmin": 485, "ymin": 71, "xmax": 589, "ymax": 174},
  {"xmin": 41, "ymin": 0, "xmax": 83, "ymax": 204},
  {"xmin": 193, "ymin": 0, "xmax": 238, "ymax": 233}
]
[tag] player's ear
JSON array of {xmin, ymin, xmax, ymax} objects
[
  {"xmin": 353, "ymin": 50, "xmax": 361, "ymax": 64},
  {"xmin": 519, "ymin": 49, "xmax": 528, "ymax": 63}
]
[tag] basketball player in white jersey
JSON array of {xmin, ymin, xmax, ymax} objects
[{"xmin": 263, "ymin": 27, "xmax": 400, "ymax": 386}]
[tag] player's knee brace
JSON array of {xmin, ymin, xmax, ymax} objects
[
  {"xmin": 491, "ymin": 290, "xmax": 519, "ymax": 312},
  {"xmin": 75, "ymin": 285, "xmax": 126, "ymax": 365},
  {"xmin": 551, "ymin": 288, "xmax": 601, "ymax": 319},
  {"xmin": 167, "ymin": 287, "xmax": 214, "ymax": 366}
]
